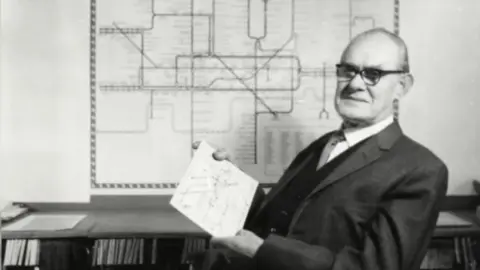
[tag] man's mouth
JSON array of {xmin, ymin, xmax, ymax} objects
[{"xmin": 341, "ymin": 96, "xmax": 368, "ymax": 103}]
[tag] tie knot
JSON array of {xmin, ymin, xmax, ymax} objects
[{"xmin": 331, "ymin": 131, "xmax": 345, "ymax": 145}]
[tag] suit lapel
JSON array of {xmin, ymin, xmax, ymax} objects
[
  {"xmin": 306, "ymin": 121, "xmax": 403, "ymax": 200},
  {"xmin": 251, "ymin": 133, "xmax": 332, "ymax": 220},
  {"xmin": 265, "ymin": 152, "xmax": 315, "ymax": 200}
]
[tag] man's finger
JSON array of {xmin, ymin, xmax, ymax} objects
[
  {"xmin": 210, "ymin": 236, "xmax": 230, "ymax": 247},
  {"xmin": 192, "ymin": 140, "xmax": 202, "ymax": 149},
  {"xmin": 192, "ymin": 141, "xmax": 230, "ymax": 161},
  {"xmin": 235, "ymin": 229, "xmax": 247, "ymax": 236},
  {"xmin": 212, "ymin": 150, "xmax": 230, "ymax": 161}
]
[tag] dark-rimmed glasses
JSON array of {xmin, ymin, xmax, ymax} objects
[{"xmin": 336, "ymin": 63, "xmax": 406, "ymax": 86}]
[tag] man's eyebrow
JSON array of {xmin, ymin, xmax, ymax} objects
[
  {"xmin": 339, "ymin": 62, "xmax": 358, "ymax": 69},
  {"xmin": 364, "ymin": 64, "xmax": 384, "ymax": 69},
  {"xmin": 339, "ymin": 62, "xmax": 386, "ymax": 70}
]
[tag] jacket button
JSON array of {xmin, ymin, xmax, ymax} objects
[
  {"xmin": 281, "ymin": 210, "xmax": 288, "ymax": 216},
  {"xmin": 270, "ymin": 228, "xmax": 277, "ymax": 233}
]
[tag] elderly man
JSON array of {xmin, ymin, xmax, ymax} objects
[{"xmin": 194, "ymin": 27, "xmax": 448, "ymax": 270}]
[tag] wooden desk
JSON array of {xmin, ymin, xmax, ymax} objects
[
  {"xmin": 2, "ymin": 210, "xmax": 205, "ymax": 239},
  {"xmin": 3, "ymin": 195, "xmax": 480, "ymax": 239},
  {"xmin": 3, "ymin": 209, "xmax": 480, "ymax": 240}
]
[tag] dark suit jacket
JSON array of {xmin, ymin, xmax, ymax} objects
[{"xmin": 199, "ymin": 122, "xmax": 448, "ymax": 270}]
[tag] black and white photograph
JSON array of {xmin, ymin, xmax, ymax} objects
[{"xmin": 1, "ymin": 0, "xmax": 480, "ymax": 269}]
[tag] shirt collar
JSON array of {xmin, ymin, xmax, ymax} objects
[{"xmin": 341, "ymin": 116, "xmax": 395, "ymax": 147}]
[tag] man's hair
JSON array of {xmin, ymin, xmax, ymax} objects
[{"xmin": 344, "ymin": 28, "xmax": 410, "ymax": 72}]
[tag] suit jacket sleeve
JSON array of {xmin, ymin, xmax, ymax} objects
[{"xmin": 252, "ymin": 163, "xmax": 449, "ymax": 270}]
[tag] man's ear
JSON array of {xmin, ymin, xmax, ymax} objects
[{"xmin": 396, "ymin": 73, "xmax": 414, "ymax": 99}]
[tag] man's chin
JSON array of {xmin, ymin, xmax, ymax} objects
[{"xmin": 336, "ymin": 108, "xmax": 371, "ymax": 124}]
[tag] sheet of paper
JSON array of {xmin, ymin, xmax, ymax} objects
[
  {"xmin": 1, "ymin": 204, "xmax": 29, "ymax": 222},
  {"xmin": 437, "ymin": 212, "xmax": 472, "ymax": 227},
  {"xmin": 436, "ymin": 212, "xmax": 472, "ymax": 227},
  {"xmin": 170, "ymin": 141, "xmax": 259, "ymax": 237},
  {"xmin": 1, "ymin": 214, "xmax": 86, "ymax": 231}
]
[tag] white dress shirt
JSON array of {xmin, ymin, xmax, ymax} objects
[{"xmin": 326, "ymin": 116, "xmax": 395, "ymax": 163}]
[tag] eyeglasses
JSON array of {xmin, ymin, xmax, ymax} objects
[{"xmin": 336, "ymin": 63, "xmax": 406, "ymax": 86}]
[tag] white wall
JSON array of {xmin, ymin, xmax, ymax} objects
[
  {"xmin": 0, "ymin": 0, "xmax": 91, "ymax": 202},
  {"xmin": 400, "ymin": 0, "xmax": 480, "ymax": 194},
  {"xmin": 1, "ymin": 0, "xmax": 479, "ymax": 202}
]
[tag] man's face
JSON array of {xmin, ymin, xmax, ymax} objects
[{"xmin": 334, "ymin": 35, "xmax": 405, "ymax": 125}]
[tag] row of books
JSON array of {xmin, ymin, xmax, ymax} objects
[
  {"xmin": 2, "ymin": 239, "xmax": 40, "ymax": 268},
  {"xmin": 1, "ymin": 238, "xmax": 90, "ymax": 270},
  {"xmin": 1, "ymin": 237, "xmax": 207, "ymax": 270},
  {"xmin": 419, "ymin": 237, "xmax": 479, "ymax": 270},
  {"xmin": 2, "ymin": 237, "xmax": 478, "ymax": 270},
  {"xmin": 420, "ymin": 248, "xmax": 455, "ymax": 269},
  {"xmin": 91, "ymin": 238, "xmax": 206, "ymax": 266}
]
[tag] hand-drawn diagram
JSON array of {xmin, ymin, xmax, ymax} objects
[
  {"xmin": 170, "ymin": 141, "xmax": 259, "ymax": 237},
  {"xmin": 90, "ymin": 0, "xmax": 399, "ymax": 192}
]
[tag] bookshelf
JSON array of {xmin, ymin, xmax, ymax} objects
[{"xmin": 2, "ymin": 195, "xmax": 480, "ymax": 270}]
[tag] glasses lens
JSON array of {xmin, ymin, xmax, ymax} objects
[{"xmin": 361, "ymin": 69, "xmax": 381, "ymax": 85}]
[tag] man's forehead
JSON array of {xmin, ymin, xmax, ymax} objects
[{"xmin": 341, "ymin": 35, "xmax": 402, "ymax": 69}]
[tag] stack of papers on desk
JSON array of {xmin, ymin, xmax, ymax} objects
[
  {"xmin": 2, "ymin": 214, "xmax": 86, "ymax": 231},
  {"xmin": 1, "ymin": 203, "xmax": 30, "ymax": 224}
]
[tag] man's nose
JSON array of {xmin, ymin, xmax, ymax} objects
[{"xmin": 348, "ymin": 73, "xmax": 366, "ymax": 89}]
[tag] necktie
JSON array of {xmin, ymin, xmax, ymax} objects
[{"xmin": 316, "ymin": 131, "xmax": 345, "ymax": 170}]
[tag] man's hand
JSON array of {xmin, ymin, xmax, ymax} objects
[
  {"xmin": 192, "ymin": 140, "xmax": 231, "ymax": 161},
  {"xmin": 210, "ymin": 229, "xmax": 264, "ymax": 258}
]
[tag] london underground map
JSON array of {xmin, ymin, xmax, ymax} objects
[{"xmin": 90, "ymin": 0, "xmax": 398, "ymax": 193}]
